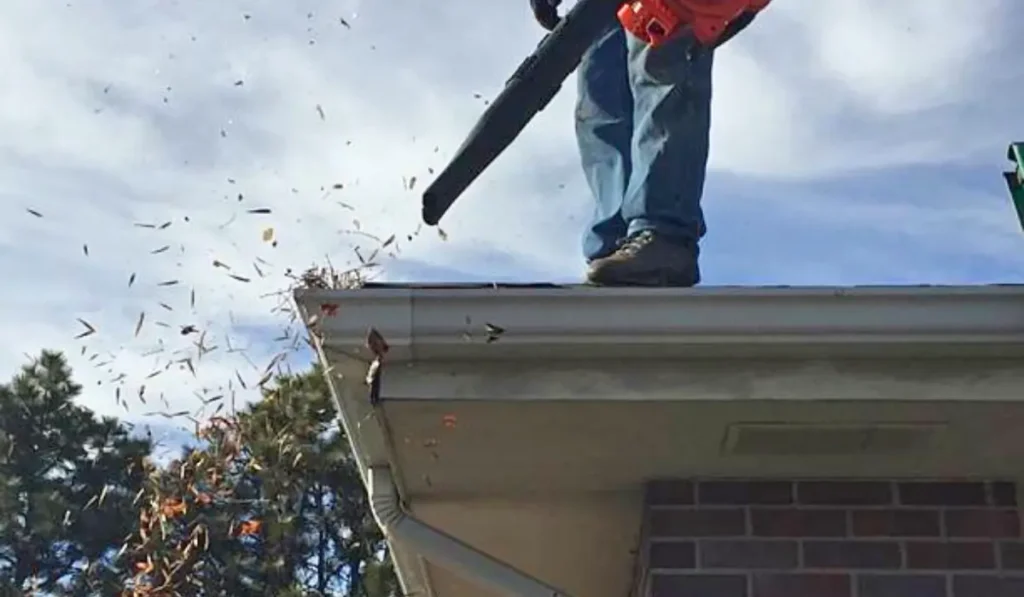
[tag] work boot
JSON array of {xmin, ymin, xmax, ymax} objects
[{"xmin": 586, "ymin": 230, "xmax": 699, "ymax": 287}]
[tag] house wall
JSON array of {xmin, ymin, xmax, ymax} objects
[{"xmin": 639, "ymin": 479, "xmax": 1023, "ymax": 597}]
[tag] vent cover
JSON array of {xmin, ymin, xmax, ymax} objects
[{"xmin": 722, "ymin": 422, "xmax": 946, "ymax": 456}]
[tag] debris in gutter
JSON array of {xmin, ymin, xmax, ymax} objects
[
  {"xmin": 366, "ymin": 327, "xmax": 388, "ymax": 357},
  {"xmin": 364, "ymin": 328, "xmax": 388, "ymax": 403},
  {"xmin": 484, "ymin": 322, "xmax": 504, "ymax": 343}
]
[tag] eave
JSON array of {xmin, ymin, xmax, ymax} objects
[{"xmin": 292, "ymin": 283, "xmax": 1024, "ymax": 597}]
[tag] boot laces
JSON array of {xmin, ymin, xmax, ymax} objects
[{"xmin": 615, "ymin": 231, "xmax": 655, "ymax": 256}]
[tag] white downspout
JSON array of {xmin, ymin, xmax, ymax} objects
[{"xmin": 368, "ymin": 466, "xmax": 573, "ymax": 597}]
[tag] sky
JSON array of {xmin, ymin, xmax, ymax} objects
[{"xmin": 1, "ymin": 0, "xmax": 1023, "ymax": 435}]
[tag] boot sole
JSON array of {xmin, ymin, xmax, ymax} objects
[{"xmin": 585, "ymin": 269, "xmax": 699, "ymax": 288}]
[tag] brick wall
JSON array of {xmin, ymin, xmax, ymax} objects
[{"xmin": 641, "ymin": 479, "xmax": 1024, "ymax": 597}]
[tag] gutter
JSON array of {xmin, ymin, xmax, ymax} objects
[
  {"xmin": 295, "ymin": 285, "xmax": 1024, "ymax": 361},
  {"xmin": 368, "ymin": 465, "xmax": 572, "ymax": 597}
]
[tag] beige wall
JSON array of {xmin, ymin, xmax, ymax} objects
[{"xmin": 410, "ymin": 492, "xmax": 644, "ymax": 597}]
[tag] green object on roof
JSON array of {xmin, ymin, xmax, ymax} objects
[{"xmin": 1007, "ymin": 142, "xmax": 1024, "ymax": 231}]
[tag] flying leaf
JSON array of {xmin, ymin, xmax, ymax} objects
[
  {"xmin": 98, "ymin": 484, "xmax": 111, "ymax": 506},
  {"xmin": 74, "ymin": 319, "xmax": 96, "ymax": 339},
  {"xmin": 134, "ymin": 312, "xmax": 145, "ymax": 337}
]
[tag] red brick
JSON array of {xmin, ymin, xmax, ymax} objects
[
  {"xmin": 905, "ymin": 541, "xmax": 996, "ymax": 569},
  {"xmin": 752, "ymin": 573, "xmax": 851, "ymax": 597},
  {"xmin": 857, "ymin": 574, "xmax": 946, "ymax": 597},
  {"xmin": 899, "ymin": 482, "xmax": 988, "ymax": 506},
  {"xmin": 851, "ymin": 509, "xmax": 941, "ymax": 537},
  {"xmin": 999, "ymin": 541, "xmax": 1024, "ymax": 569},
  {"xmin": 699, "ymin": 540, "xmax": 798, "ymax": 569},
  {"xmin": 991, "ymin": 482, "xmax": 1018, "ymax": 506},
  {"xmin": 952, "ymin": 575, "xmax": 1024, "ymax": 597},
  {"xmin": 649, "ymin": 573, "xmax": 748, "ymax": 597},
  {"xmin": 944, "ymin": 509, "xmax": 1021, "ymax": 538},
  {"xmin": 648, "ymin": 541, "xmax": 696, "ymax": 568},
  {"xmin": 647, "ymin": 480, "xmax": 695, "ymax": 505},
  {"xmin": 751, "ymin": 509, "xmax": 847, "ymax": 537},
  {"xmin": 797, "ymin": 481, "xmax": 893, "ymax": 505},
  {"xmin": 698, "ymin": 481, "xmax": 793, "ymax": 505},
  {"xmin": 649, "ymin": 509, "xmax": 747, "ymax": 537},
  {"xmin": 802, "ymin": 540, "xmax": 902, "ymax": 569}
]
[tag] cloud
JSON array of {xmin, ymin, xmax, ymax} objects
[
  {"xmin": 0, "ymin": 0, "xmax": 1022, "ymax": 422},
  {"xmin": 708, "ymin": 0, "xmax": 1018, "ymax": 176}
]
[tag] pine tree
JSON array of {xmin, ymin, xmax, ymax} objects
[
  {"xmin": 0, "ymin": 350, "xmax": 151, "ymax": 595},
  {"xmin": 125, "ymin": 365, "xmax": 396, "ymax": 596}
]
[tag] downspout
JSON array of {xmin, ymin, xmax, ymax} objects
[{"xmin": 367, "ymin": 466, "xmax": 573, "ymax": 597}]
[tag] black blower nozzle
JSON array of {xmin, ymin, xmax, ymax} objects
[{"xmin": 421, "ymin": 0, "xmax": 621, "ymax": 226}]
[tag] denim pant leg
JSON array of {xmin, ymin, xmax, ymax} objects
[
  {"xmin": 621, "ymin": 32, "xmax": 713, "ymax": 246},
  {"xmin": 575, "ymin": 25, "xmax": 633, "ymax": 262}
]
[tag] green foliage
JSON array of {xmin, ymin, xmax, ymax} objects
[
  {"xmin": 242, "ymin": 367, "xmax": 392, "ymax": 595},
  {"xmin": 0, "ymin": 350, "xmax": 151, "ymax": 595},
  {"xmin": 112, "ymin": 363, "xmax": 395, "ymax": 596},
  {"xmin": 0, "ymin": 352, "xmax": 396, "ymax": 596}
]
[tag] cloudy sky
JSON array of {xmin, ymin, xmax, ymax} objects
[{"xmin": 1, "ymin": 0, "xmax": 1022, "ymax": 434}]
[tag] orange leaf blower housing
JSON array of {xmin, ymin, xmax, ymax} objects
[{"xmin": 618, "ymin": 0, "xmax": 770, "ymax": 47}]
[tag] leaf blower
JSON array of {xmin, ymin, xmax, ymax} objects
[{"xmin": 421, "ymin": 0, "xmax": 770, "ymax": 226}]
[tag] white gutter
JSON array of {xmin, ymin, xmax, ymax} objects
[
  {"xmin": 295, "ymin": 285, "xmax": 1024, "ymax": 361},
  {"xmin": 368, "ymin": 465, "xmax": 572, "ymax": 597}
]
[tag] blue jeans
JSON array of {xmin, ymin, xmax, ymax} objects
[{"xmin": 575, "ymin": 25, "xmax": 713, "ymax": 261}]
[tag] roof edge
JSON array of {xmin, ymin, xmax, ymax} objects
[{"xmin": 294, "ymin": 285, "xmax": 1024, "ymax": 361}]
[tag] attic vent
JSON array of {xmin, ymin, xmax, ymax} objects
[{"xmin": 722, "ymin": 422, "xmax": 946, "ymax": 456}]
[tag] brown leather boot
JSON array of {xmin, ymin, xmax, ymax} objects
[{"xmin": 585, "ymin": 230, "xmax": 700, "ymax": 287}]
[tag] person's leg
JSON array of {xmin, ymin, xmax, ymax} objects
[
  {"xmin": 624, "ymin": 32, "xmax": 713, "ymax": 243},
  {"xmin": 575, "ymin": 24, "xmax": 633, "ymax": 262},
  {"xmin": 587, "ymin": 31, "xmax": 713, "ymax": 286}
]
